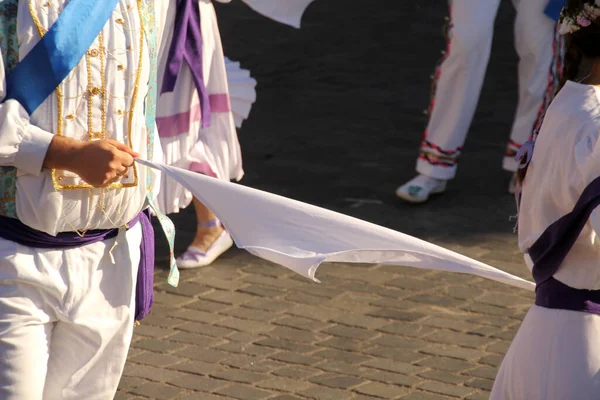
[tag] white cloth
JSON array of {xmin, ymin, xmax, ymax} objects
[
  {"xmin": 0, "ymin": 1, "xmax": 166, "ymax": 235},
  {"xmin": 490, "ymin": 82, "xmax": 600, "ymax": 399},
  {"xmin": 238, "ymin": 0, "xmax": 315, "ymax": 28},
  {"xmin": 417, "ymin": 0, "xmax": 555, "ymax": 179},
  {"xmin": 0, "ymin": 224, "xmax": 141, "ymax": 400},
  {"xmin": 156, "ymin": 0, "xmax": 243, "ymax": 215},
  {"xmin": 138, "ymin": 158, "xmax": 534, "ymax": 291},
  {"xmin": 225, "ymin": 57, "xmax": 257, "ymax": 128}
]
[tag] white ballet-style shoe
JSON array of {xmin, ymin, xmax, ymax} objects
[{"xmin": 177, "ymin": 230, "xmax": 234, "ymax": 269}]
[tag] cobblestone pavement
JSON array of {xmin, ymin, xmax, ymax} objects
[{"xmin": 117, "ymin": 1, "xmax": 537, "ymax": 399}]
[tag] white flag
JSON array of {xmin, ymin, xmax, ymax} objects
[
  {"xmin": 239, "ymin": 0, "xmax": 315, "ymax": 28},
  {"xmin": 137, "ymin": 159, "xmax": 535, "ymax": 291}
]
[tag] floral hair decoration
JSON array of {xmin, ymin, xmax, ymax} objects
[{"xmin": 559, "ymin": 0, "xmax": 600, "ymax": 34}]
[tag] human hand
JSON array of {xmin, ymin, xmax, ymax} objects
[{"xmin": 67, "ymin": 139, "xmax": 140, "ymax": 187}]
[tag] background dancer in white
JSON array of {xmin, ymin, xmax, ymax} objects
[{"xmin": 396, "ymin": 0, "xmax": 556, "ymax": 203}]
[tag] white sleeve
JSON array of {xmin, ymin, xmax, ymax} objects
[
  {"xmin": 575, "ymin": 122, "xmax": 600, "ymax": 236},
  {"xmin": 0, "ymin": 46, "xmax": 54, "ymax": 176}
]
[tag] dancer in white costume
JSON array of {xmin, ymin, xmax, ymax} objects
[
  {"xmin": 0, "ymin": 1, "xmax": 175, "ymax": 398},
  {"xmin": 491, "ymin": 2, "xmax": 600, "ymax": 397},
  {"xmin": 396, "ymin": 0, "xmax": 556, "ymax": 203},
  {"xmin": 156, "ymin": 0, "xmax": 313, "ymax": 269}
]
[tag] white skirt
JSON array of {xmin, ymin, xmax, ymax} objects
[
  {"xmin": 491, "ymin": 305, "xmax": 600, "ymax": 399},
  {"xmin": 156, "ymin": 1, "xmax": 255, "ymax": 215}
]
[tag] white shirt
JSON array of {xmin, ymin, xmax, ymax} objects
[
  {"xmin": 0, "ymin": 1, "xmax": 169, "ymax": 235},
  {"xmin": 519, "ymin": 81, "xmax": 600, "ymax": 290}
]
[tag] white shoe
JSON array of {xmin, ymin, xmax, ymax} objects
[
  {"xmin": 395, "ymin": 174, "xmax": 447, "ymax": 204},
  {"xmin": 508, "ymin": 172, "xmax": 518, "ymax": 195},
  {"xmin": 177, "ymin": 231, "xmax": 234, "ymax": 269}
]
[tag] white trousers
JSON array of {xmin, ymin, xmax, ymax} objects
[
  {"xmin": 0, "ymin": 225, "xmax": 141, "ymax": 400},
  {"xmin": 491, "ymin": 305, "xmax": 600, "ymax": 399},
  {"xmin": 417, "ymin": 0, "xmax": 556, "ymax": 180}
]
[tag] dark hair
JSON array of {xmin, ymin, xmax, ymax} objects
[
  {"xmin": 560, "ymin": 0, "xmax": 600, "ymax": 86},
  {"xmin": 518, "ymin": 0, "xmax": 600, "ymax": 184}
]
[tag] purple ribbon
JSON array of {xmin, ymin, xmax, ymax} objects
[
  {"xmin": 162, "ymin": 0, "xmax": 211, "ymax": 128},
  {"xmin": 0, "ymin": 210, "xmax": 155, "ymax": 323}
]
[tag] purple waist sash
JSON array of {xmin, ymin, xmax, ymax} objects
[
  {"xmin": 0, "ymin": 210, "xmax": 155, "ymax": 322},
  {"xmin": 528, "ymin": 176, "xmax": 600, "ymax": 314}
]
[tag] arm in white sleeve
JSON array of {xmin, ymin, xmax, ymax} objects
[{"xmin": 0, "ymin": 45, "xmax": 54, "ymax": 176}]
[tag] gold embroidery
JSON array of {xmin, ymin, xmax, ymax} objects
[{"xmin": 27, "ymin": 0, "xmax": 146, "ymax": 191}]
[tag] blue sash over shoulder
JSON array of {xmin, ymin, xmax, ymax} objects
[{"xmin": 4, "ymin": 0, "xmax": 120, "ymax": 114}]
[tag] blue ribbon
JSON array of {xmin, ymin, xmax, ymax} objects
[
  {"xmin": 5, "ymin": 0, "xmax": 120, "ymax": 115},
  {"xmin": 544, "ymin": 0, "xmax": 567, "ymax": 22}
]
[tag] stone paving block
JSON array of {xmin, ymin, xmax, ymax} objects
[
  {"xmin": 185, "ymin": 299, "xmax": 232, "ymax": 313},
  {"xmin": 386, "ymin": 278, "xmax": 437, "ymax": 291},
  {"xmin": 318, "ymin": 337, "xmax": 365, "ymax": 352},
  {"xmin": 222, "ymin": 307, "xmax": 279, "ymax": 322},
  {"xmin": 464, "ymin": 366, "xmax": 498, "ymax": 380},
  {"xmin": 154, "ymin": 292, "xmax": 196, "ymax": 308},
  {"xmin": 210, "ymin": 369, "xmax": 268, "ymax": 385},
  {"xmin": 216, "ymin": 317, "xmax": 276, "ymax": 334},
  {"xmin": 167, "ymin": 332, "xmax": 227, "ymax": 347},
  {"xmin": 420, "ymin": 317, "xmax": 481, "ymax": 332},
  {"xmin": 171, "ymin": 309, "xmax": 228, "ymax": 324},
  {"xmin": 274, "ymin": 316, "xmax": 332, "ymax": 332},
  {"xmin": 218, "ymin": 341, "xmax": 280, "ymax": 357},
  {"xmin": 132, "ymin": 339, "xmax": 186, "ymax": 354},
  {"xmin": 269, "ymin": 351, "xmax": 322, "ymax": 367},
  {"xmin": 418, "ymin": 345, "xmax": 488, "ymax": 361},
  {"xmin": 168, "ymin": 361, "xmax": 225, "ymax": 376},
  {"xmin": 417, "ymin": 357, "xmax": 476, "ymax": 373},
  {"xmin": 244, "ymin": 298, "xmax": 295, "ymax": 313},
  {"xmin": 179, "ymin": 392, "xmax": 236, "ymax": 400},
  {"xmin": 118, "ymin": 376, "xmax": 151, "ymax": 391},
  {"xmin": 418, "ymin": 381, "xmax": 475, "ymax": 398},
  {"xmin": 322, "ymin": 325, "xmax": 379, "ymax": 341},
  {"xmin": 400, "ymin": 391, "xmax": 452, "ymax": 400},
  {"xmin": 256, "ymin": 376, "xmax": 314, "ymax": 392},
  {"xmin": 485, "ymin": 341, "xmax": 511, "ymax": 354},
  {"xmin": 311, "ymin": 349, "xmax": 371, "ymax": 364},
  {"xmin": 265, "ymin": 326, "xmax": 328, "ymax": 343},
  {"xmin": 172, "ymin": 347, "xmax": 231, "ymax": 363},
  {"xmin": 477, "ymin": 292, "xmax": 528, "ymax": 308},
  {"xmin": 196, "ymin": 276, "xmax": 248, "ymax": 291},
  {"xmin": 286, "ymin": 305, "xmax": 339, "ymax": 321},
  {"xmin": 309, "ymin": 373, "xmax": 366, "ymax": 390},
  {"xmin": 272, "ymin": 366, "xmax": 323, "ymax": 379},
  {"xmin": 478, "ymin": 354, "xmax": 504, "ymax": 367},
  {"xmin": 407, "ymin": 295, "xmax": 464, "ymax": 308},
  {"xmin": 299, "ymin": 385, "xmax": 353, "ymax": 400},
  {"xmin": 286, "ymin": 292, "xmax": 328, "ymax": 306},
  {"xmin": 133, "ymin": 324, "xmax": 173, "ymax": 339},
  {"xmin": 417, "ymin": 371, "xmax": 467, "ymax": 385},
  {"xmin": 362, "ymin": 346, "xmax": 428, "ymax": 363},
  {"xmin": 372, "ymin": 335, "xmax": 427, "ymax": 350},
  {"xmin": 377, "ymin": 323, "xmax": 437, "ymax": 337},
  {"xmin": 159, "ymin": 282, "xmax": 212, "ymax": 297},
  {"xmin": 270, "ymin": 396, "xmax": 304, "ymax": 400},
  {"xmin": 443, "ymin": 285, "xmax": 485, "ymax": 300},
  {"xmin": 354, "ymin": 382, "xmax": 410, "ymax": 399},
  {"xmin": 363, "ymin": 359, "xmax": 426, "ymax": 375},
  {"xmin": 361, "ymin": 369, "xmax": 422, "ymax": 387},
  {"xmin": 201, "ymin": 290, "xmax": 258, "ymax": 306},
  {"xmin": 238, "ymin": 284, "xmax": 287, "ymax": 298},
  {"xmin": 130, "ymin": 382, "xmax": 185, "ymax": 400},
  {"xmin": 465, "ymin": 378, "xmax": 494, "ymax": 391},
  {"xmin": 328, "ymin": 313, "xmax": 390, "ymax": 330},
  {"xmin": 176, "ymin": 321, "xmax": 235, "ymax": 338},
  {"xmin": 227, "ymin": 331, "xmax": 266, "ymax": 343},
  {"xmin": 255, "ymin": 338, "xmax": 316, "ymax": 353},
  {"xmin": 130, "ymin": 352, "xmax": 181, "ymax": 368},
  {"xmin": 216, "ymin": 383, "xmax": 275, "ymax": 400},
  {"xmin": 466, "ymin": 392, "xmax": 491, "ymax": 400},
  {"xmin": 425, "ymin": 331, "xmax": 492, "ymax": 349},
  {"xmin": 367, "ymin": 309, "xmax": 426, "ymax": 322},
  {"xmin": 243, "ymin": 265, "xmax": 293, "ymax": 278},
  {"xmin": 168, "ymin": 374, "xmax": 229, "ymax": 392}
]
